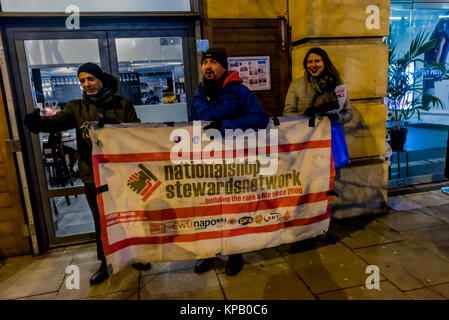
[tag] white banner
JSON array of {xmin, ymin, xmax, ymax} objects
[{"xmin": 89, "ymin": 117, "xmax": 335, "ymax": 274}]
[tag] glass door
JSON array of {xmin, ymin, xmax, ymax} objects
[
  {"xmin": 16, "ymin": 33, "xmax": 110, "ymax": 245},
  {"xmin": 13, "ymin": 27, "xmax": 196, "ymax": 247},
  {"xmin": 108, "ymin": 30, "xmax": 194, "ymax": 123}
]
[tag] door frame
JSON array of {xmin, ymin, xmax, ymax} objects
[{"xmin": 1, "ymin": 17, "xmax": 198, "ymax": 251}]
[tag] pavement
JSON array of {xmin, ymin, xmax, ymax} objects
[{"xmin": 1, "ymin": 186, "xmax": 449, "ymax": 300}]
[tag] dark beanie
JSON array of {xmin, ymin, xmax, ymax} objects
[
  {"xmin": 201, "ymin": 47, "xmax": 228, "ymax": 70},
  {"xmin": 77, "ymin": 62, "xmax": 104, "ymax": 81}
]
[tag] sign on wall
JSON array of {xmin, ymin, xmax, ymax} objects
[{"xmin": 228, "ymin": 56, "xmax": 271, "ymax": 91}]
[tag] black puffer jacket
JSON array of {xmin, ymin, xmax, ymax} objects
[{"xmin": 27, "ymin": 73, "xmax": 140, "ymax": 183}]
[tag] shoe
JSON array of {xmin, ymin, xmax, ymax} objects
[
  {"xmin": 441, "ymin": 187, "xmax": 449, "ymax": 195},
  {"xmin": 90, "ymin": 268, "xmax": 109, "ymax": 285},
  {"xmin": 225, "ymin": 254, "xmax": 243, "ymax": 276},
  {"xmin": 290, "ymin": 238, "xmax": 316, "ymax": 253},
  {"xmin": 132, "ymin": 262, "xmax": 152, "ymax": 271},
  {"xmin": 194, "ymin": 258, "xmax": 215, "ymax": 273}
]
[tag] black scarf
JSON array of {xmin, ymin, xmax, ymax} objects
[
  {"xmin": 203, "ymin": 73, "xmax": 226, "ymax": 101},
  {"xmin": 85, "ymin": 73, "xmax": 118, "ymax": 106}
]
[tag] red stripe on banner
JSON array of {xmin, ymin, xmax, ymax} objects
[
  {"xmin": 104, "ymin": 211, "xmax": 330, "ymax": 255},
  {"xmin": 103, "ymin": 192, "xmax": 329, "ymax": 225},
  {"xmin": 92, "ymin": 140, "xmax": 331, "ymax": 164}
]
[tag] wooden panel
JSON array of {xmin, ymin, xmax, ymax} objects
[
  {"xmin": 0, "ymin": 179, "xmax": 7, "ymax": 192},
  {"xmin": 0, "ymin": 220, "xmax": 15, "ymax": 236},
  {"xmin": 212, "ymin": 29, "xmax": 280, "ymax": 43},
  {"xmin": 0, "ymin": 163, "xmax": 5, "ymax": 177},
  {"xmin": 203, "ymin": 18, "xmax": 290, "ymax": 116},
  {"xmin": 0, "ymin": 72, "xmax": 31, "ymax": 256},
  {"xmin": 205, "ymin": 19, "xmax": 280, "ymax": 28},
  {"xmin": 0, "ymin": 192, "xmax": 12, "ymax": 207}
]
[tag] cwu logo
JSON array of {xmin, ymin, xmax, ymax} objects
[{"xmin": 127, "ymin": 164, "xmax": 161, "ymax": 202}]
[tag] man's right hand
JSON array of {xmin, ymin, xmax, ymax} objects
[
  {"xmin": 98, "ymin": 116, "xmax": 121, "ymax": 128},
  {"xmin": 24, "ymin": 108, "xmax": 43, "ymax": 134}
]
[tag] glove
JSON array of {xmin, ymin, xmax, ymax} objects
[
  {"xmin": 324, "ymin": 113, "xmax": 339, "ymax": 122},
  {"xmin": 203, "ymin": 119, "xmax": 222, "ymax": 132},
  {"xmin": 98, "ymin": 116, "xmax": 121, "ymax": 128},
  {"xmin": 24, "ymin": 108, "xmax": 43, "ymax": 134},
  {"xmin": 313, "ymin": 91, "xmax": 340, "ymax": 113}
]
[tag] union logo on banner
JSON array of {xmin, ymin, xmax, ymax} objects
[{"xmin": 127, "ymin": 164, "xmax": 161, "ymax": 202}]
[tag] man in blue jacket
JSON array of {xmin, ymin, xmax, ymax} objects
[{"xmin": 190, "ymin": 47, "xmax": 269, "ymax": 276}]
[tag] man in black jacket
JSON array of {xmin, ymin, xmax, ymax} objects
[{"xmin": 24, "ymin": 63, "xmax": 151, "ymax": 285}]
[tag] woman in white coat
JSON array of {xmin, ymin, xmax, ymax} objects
[{"xmin": 284, "ymin": 47, "xmax": 353, "ymax": 125}]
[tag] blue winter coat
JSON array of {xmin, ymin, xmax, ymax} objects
[{"xmin": 190, "ymin": 71, "xmax": 269, "ymax": 132}]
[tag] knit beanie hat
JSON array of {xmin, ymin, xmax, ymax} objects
[
  {"xmin": 77, "ymin": 62, "xmax": 105, "ymax": 82},
  {"xmin": 201, "ymin": 47, "xmax": 228, "ymax": 70}
]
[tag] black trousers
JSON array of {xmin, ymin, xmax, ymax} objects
[{"xmin": 84, "ymin": 183, "xmax": 106, "ymax": 263}]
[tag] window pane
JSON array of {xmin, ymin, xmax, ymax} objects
[
  {"xmin": 1, "ymin": 0, "xmax": 190, "ymax": 12},
  {"xmin": 115, "ymin": 37, "xmax": 188, "ymax": 123},
  {"xmin": 24, "ymin": 39, "xmax": 100, "ymax": 190}
]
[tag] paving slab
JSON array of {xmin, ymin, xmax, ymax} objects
[
  {"xmin": 376, "ymin": 210, "xmax": 443, "ymax": 232},
  {"xmin": 285, "ymin": 243, "xmax": 371, "ymax": 294},
  {"xmin": 387, "ymin": 196, "xmax": 425, "ymax": 211},
  {"xmin": 355, "ymin": 241, "xmax": 449, "ymax": 291},
  {"xmin": 141, "ymin": 259, "xmax": 196, "ymax": 276},
  {"xmin": 404, "ymin": 287, "xmax": 448, "ymax": 300},
  {"xmin": 140, "ymin": 268, "xmax": 224, "ymax": 300},
  {"xmin": 400, "ymin": 225, "xmax": 449, "ymax": 263},
  {"xmin": 0, "ymin": 254, "xmax": 72, "ymax": 300},
  {"xmin": 418, "ymin": 204, "xmax": 449, "ymax": 224},
  {"xmin": 83, "ymin": 289, "xmax": 138, "ymax": 300},
  {"xmin": 317, "ymin": 280, "xmax": 409, "ymax": 300},
  {"xmin": 218, "ymin": 262, "xmax": 315, "ymax": 300},
  {"xmin": 404, "ymin": 191, "xmax": 449, "ymax": 207},
  {"xmin": 57, "ymin": 261, "xmax": 139, "ymax": 300},
  {"xmin": 16, "ymin": 292, "xmax": 59, "ymax": 300},
  {"xmin": 215, "ymin": 248, "xmax": 285, "ymax": 274},
  {"xmin": 430, "ymin": 283, "xmax": 449, "ymax": 299},
  {"xmin": 330, "ymin": 219, "xmax": 405, "ymax": 249}
]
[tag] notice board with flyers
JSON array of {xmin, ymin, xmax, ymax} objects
[{"xmin": 227, "ymin": 56, "xmax": 271, "ymax": 91}]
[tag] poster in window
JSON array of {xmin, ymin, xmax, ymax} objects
[{"xmin": 227, "ymin": 56, "xmax": 271, "ymax": 91}]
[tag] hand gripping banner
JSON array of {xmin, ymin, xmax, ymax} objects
[{"xmin": 89, "ymin": 117, "xmax": 335, "ymax": 274}]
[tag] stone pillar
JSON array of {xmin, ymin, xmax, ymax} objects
[{"xmin": 288, "ymin": 0, "xmax": 391, "ymax": 218}]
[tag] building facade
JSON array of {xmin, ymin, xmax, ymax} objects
[{"xmin": 0, "ymin": 0, "xmax": 391, "ymax": 258}]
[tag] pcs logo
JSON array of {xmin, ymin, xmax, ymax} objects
[{"xmin": 238, "ymin": 216, "xmax": 253, "ymax": 225}]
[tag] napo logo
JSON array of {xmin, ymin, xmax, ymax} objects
[
  {"xmin": 283, "ymin": 211, "xmax": 291, "ymax": 221},
  {"xmin": 194, "ymin": 218, "xmax": 227, "ymax": 230},
  {"xmin": 238, "ymin": 216, "xmax": 253, "ymax": 225},
  {"xmin": 264, "ymin": 213, "xmax": 282, "ymax": 223},
  {"xmin": 227, "ymin": 218, "xmax": 237, "ymax": 225},
  {"xmin": 255, "ymin": 215, "xmax": 263, "ymax": 224}
]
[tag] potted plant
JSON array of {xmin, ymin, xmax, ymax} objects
[{"xmin": 387, "ymin": 30, "xmax": 446, "ymax": 151}]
